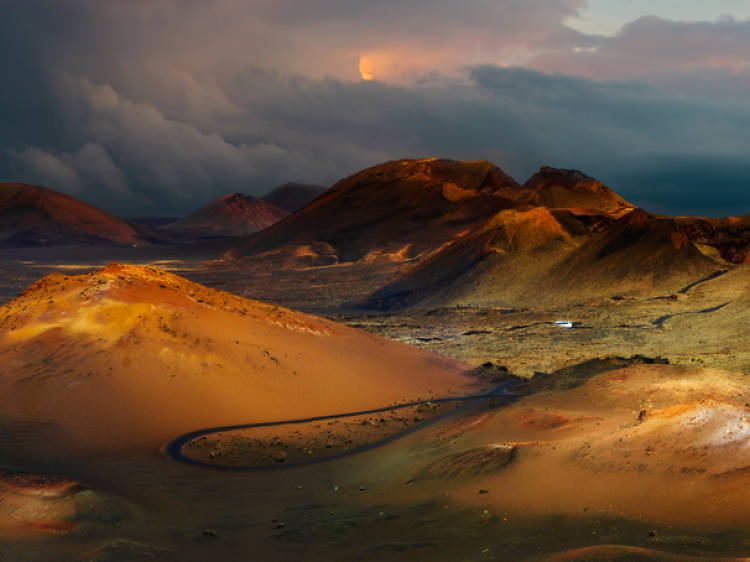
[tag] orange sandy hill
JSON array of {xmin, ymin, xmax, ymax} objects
[
  {"xmin": 225, "ymin": 158, "xmax": 523, "ymax": 266},
  {"xmin": 163, "ymin": 193, "xmax": 288, "ymax": 238},
  {"xmin": 354, "ymin": 363, "xmax": 750, "ymax": 528},
  {"xmin": 0, "ymin": 263, "xmax": 473, "ymax": 454},
  {"xmin": 499, "ymin": 166, "xmax": 633, "ymax": 213},
  {"xmin": 363, "ymin": 207, "xmax": 719, "ymax": 310},
  {"xmin": 0, "ymin": 183, "xmax": 161, "ymax": 247},
  {"xmin": 261, "ymin": 182, "xmax": 328, "ymax": 213}
]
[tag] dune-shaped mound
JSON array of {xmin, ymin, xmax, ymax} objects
[
  {"xmin": 261, "ymin": 182, "xmax": 328, "ymax": 213},
  {"xmin": 0, "ymin": 183, "xmax": 158, "ymax": 247},
  {"xmin": 390, "ymin": 364, "xmax": 750, "ymax": 525},
  {"xmin": 501, "ymin": 166, "xmax": 633, "ymax": 213},
  {"xmin": 227, "ymin": 158, "xmax": 522, "ymax": 265},
  {"xmin": 163, "ymin": 193, "xmax": 288, "ymax": 238},
  {"xmin": 0, "ymin": 264, "xmax": 472, "ymax": 453},
  {"xmin": 364, "ymin": 207, "xmax": 719, "ymax": 309}
]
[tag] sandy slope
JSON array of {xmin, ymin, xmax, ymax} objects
[
  {"xmin": 369, "ymin": 364, "xmax": 750, "ymax": 525},
  {"xmin": 0, "ymin": 264, "xmax": 474, "ymax": 453}
]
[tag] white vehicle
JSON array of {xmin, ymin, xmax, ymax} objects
[{"xmin": 554, "ymin": 320, "xmax": 574, "ymax": 329}]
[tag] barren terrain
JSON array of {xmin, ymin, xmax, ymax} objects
[
  {"xmin": 0, "ymin": 254, "xmax": 749, "ymax": 560},
  {"xmin": 2, "ymin": 159, "xmax": 750, "ymax": 560}
]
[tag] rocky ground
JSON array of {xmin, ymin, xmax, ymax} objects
[
  {"xmin": 181, "ymin": 400, "xmax": 471, "ymax": 467},
  {"xmin": 3, "ymin": 252, "xmax": 750, "ymax": 560}
]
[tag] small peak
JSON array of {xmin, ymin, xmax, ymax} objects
[
  {"xmin": 97, "ymin": 262, "xmax": 166, "ymax": 280},
  {"xmin": 102, "ymin": 262, "xmax": 126, "ymax": 274},
  {"xmin": 363, "ymin": 158, "xmax": 519, "ymax": 190},
  {"xmin": 610, "ymin": 208, "xmax": 657, "ymax": 233},
  {"xmin": 620, "ymin": 207, "xmax": 652, "ymax": 224},
  {"xmin": 221, "ymin": 192, "xmax": 252, "ymax": 201},
  {"xmin": 536, "ymin": 166, "xmax": 589, "ymax": 181}
]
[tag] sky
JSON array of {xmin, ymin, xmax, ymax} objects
[{"xmin": 2, "ymin": 1, "xmax": 750, "ymax": 217}]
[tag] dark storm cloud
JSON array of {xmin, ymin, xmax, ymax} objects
[{"xmin": 1, "ymin": 0, "xmax": 750, "ymax": 217}]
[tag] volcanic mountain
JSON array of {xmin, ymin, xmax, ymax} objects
[
  {"xmin": 227, "ymin": 159, "xmax": 523, "ymax": 266},
  {"xmin": 363, "ymin": 207, "xmax": 718, "ymax": 309},
  {"xmin": 162, "ymin": 193, "xmax": 288, "ymax": 238},
  {"xmin": 262, "ymin": 182, "xmax": 327, "ymax": 213},
  {"xmin": 0, "ymin": 183, "xmax": 160, "ymax": 247},
  {"xmin": 363, "ymin": 206, "xmax": 576, "ymax": 309},
  {"xmin": 496, "ymin": 166, "xmax": 633, "ymax": 213},
  {"xmin": 0, "ymin": 264, "xmax": 472, "ymax": 453}
]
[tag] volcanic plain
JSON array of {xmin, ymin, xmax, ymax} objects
[{"xmin": 1, "ymin": 160, "xmax": 750, "ymax": 561}]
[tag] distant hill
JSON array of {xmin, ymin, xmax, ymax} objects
[
  {"xmin": 362, "ymin": 208, "xmax": 718, "ymax": 310},
  {"xmin": 543, "ymin": 208, "xmax": 717, "ymax": 300},
  {"xmin": 0, "ymin": 183, "xmax": 162, "ymax": 247},
  {"xmin": 262, "ymin": 182, "xmax": 328, "ymax": 213},
  {"xmin": 362, "ymin": 206, "xmax": 575, "ymax": 310},
  {"xmin": 163, "ymin": 193, "xmax": 288, "ymax": 238},
  {"xmin": 227, "ymin": 158, "xmax": 523, "ymax": 266}
]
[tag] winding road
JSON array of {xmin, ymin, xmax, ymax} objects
[{"xmin": 165, "ymin": 380, "xmax": 522, "ymax": 470}]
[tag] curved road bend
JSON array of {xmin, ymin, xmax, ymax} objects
[{"xmin": 165, "ymin": 381, "xmax": 523, "ymax": 470}]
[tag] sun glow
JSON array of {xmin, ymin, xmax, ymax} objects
[{"xmin": 358, "ymin": 56, "xmax": 374, "ymax": 81}]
